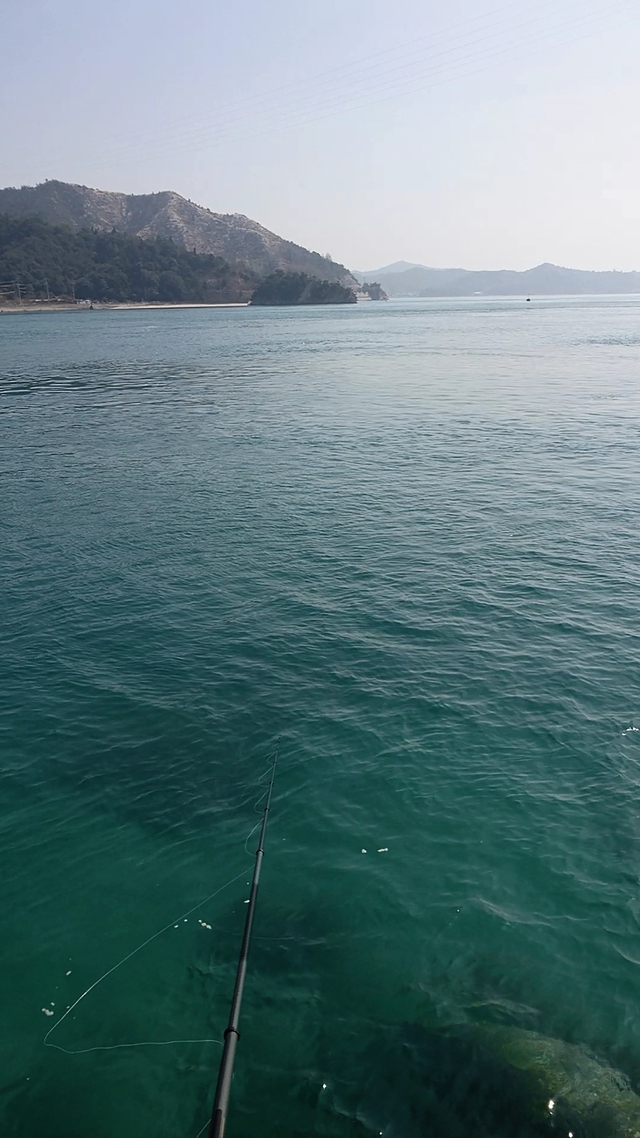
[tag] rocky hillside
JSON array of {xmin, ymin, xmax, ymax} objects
[{"xmin": 0, "ymin": 181, "xmax": 355, "ymax": 285}]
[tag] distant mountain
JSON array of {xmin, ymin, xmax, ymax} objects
[
  {"xmin": 0, "ymin": 180, "xmax": 356, "ymax": 285},
  {"xmin": 359, "ymin": 261, "xmax": 640, "ymax": 298},
  {"xmin": 354, "ymin": 261, "xmax": 430, "ymax": 279},
  {"xmin": 420, "ymin": 263, "xmax": 640, "ymax": 297}
]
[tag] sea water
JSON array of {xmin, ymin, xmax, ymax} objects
[{"xmin": 1, "ymin": 297, "xmax": 640, "ymax": 1137}]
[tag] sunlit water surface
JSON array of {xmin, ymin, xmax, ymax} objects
[{"xmin": 2, "ymin": 297, "xmax": 640, "ymax": 1137}]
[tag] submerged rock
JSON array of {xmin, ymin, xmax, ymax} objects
[
  {"xmin": 320, "ymin": 1021, "xmax": 640, "ymax": 1138},
  {"xmin": 390, "ymin": 1021, "xmax": 640, "ymax": 1138},
  {"xmin": 470, "ymin": 1023, "xmax": 640, "ymax": 1138}
]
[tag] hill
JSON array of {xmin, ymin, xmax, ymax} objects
[
  {"xmin": 356, "ymin": 261, "xmax": 640, "ymax": 297},
  {"xmin": 0, "ymin": 214, "xmax": 258, "ymax": 303},
  {"xmin": 0, "ymin": 180, "xmax": 356, "ymax": 285},
  {"xmin": 250, "ymin": 271, "xmax": 356, "ymax": 306}
]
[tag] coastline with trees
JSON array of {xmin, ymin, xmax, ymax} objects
[
  {"xmin": 249, "ymin": 270, "xmax": 357, "ymax": 305},
  {"xmin": 0, "ymin": 214, "xmax": 258, "ymax": 306},
  {"xmin": 0, "ymin": 215, "xmax": 388, "ymax": 312}
]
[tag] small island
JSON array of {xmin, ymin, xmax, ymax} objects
[{"xmin": 250, "ymin": 270, "xmax": 356, "ymax": 306}]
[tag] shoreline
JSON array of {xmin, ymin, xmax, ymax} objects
[{"xmin": 0, "ymin": 301, "xmax": 250, "ymax": 316}]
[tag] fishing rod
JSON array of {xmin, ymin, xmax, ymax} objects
[{"xmin": 208, "ymin": 753, "xmax": 278, "ymax": 1138}]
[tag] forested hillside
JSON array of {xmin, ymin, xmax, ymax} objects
[
  {"xmin": 0, "ymin": 214, "xmax": 258, "ymax": 303},
  {"xmin": 0, "ymin": 181, "xmax": 357, "ymax": 285}
]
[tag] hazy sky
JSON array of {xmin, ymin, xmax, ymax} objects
[{"xmin": 2, "ymin": 0, "xmax": 640, "ymax": 271}]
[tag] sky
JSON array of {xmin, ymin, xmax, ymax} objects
[{"xmin": 2, "ymin": 0, "xmax": 640, "ymax": 271}]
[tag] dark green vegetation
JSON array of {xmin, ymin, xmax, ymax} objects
[
  {"xmin": 0, "ymin": 214, "xmax": 259, "ymax": 303},
  {"xmin": 250, "ymin": 270, "xmax": 356, "ymax": 305}
]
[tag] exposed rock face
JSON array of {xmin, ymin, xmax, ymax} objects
[{"xmin": 0, "ymin": 181, "xmax": 356, "ymax": 284}]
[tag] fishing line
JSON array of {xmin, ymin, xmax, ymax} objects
[
  {"xmin": 189, "ymin": 1121, "xmax": 210, "ymax": 1138},
  {"xmin": 243, "ymin": 776, "xmax": 272, "ymax": 856},
  {"xmin": 47, "ymin": 1038, "xmax": 225, "ymax": 1057},
  {"xmin": 43, "ymin": 754, "xmax": 279, "ymax": 1057}
]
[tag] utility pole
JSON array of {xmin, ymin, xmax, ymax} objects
[
  {"xmin": 44, "ymin": 278, "xmax": 50, "ymax": 302},
  {"xmin": 71, "ymin": 280, "xmax": 76, "ymax": 303},
  {"xmin": 15, "ymin": 281, "xmax": 22, "ymax": 303}
]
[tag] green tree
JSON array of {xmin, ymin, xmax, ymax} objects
[
  {"xmin": 250, "ymin": 270, "xmax": 356, "ymax": 306},
  {"xmin": 0, "ymin": 214, "xmax": 259, "ymax": 303}
]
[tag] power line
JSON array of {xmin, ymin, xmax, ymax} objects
[
  {"xmin": 87, "ymin": 0, "xmax": 634, "ymax": 170},
  {"xmin": 80, "ymin": 0, "xmax": 547, "ymax": 158}
]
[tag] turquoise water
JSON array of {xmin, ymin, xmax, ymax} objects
[{"xmin": 2, "ymin": 297, "xmax": 640, "ymax": 1137}]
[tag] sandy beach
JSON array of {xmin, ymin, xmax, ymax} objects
[{"xmin": 0, "ymin": 301, "xmax": 249, "ymax": 316}]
